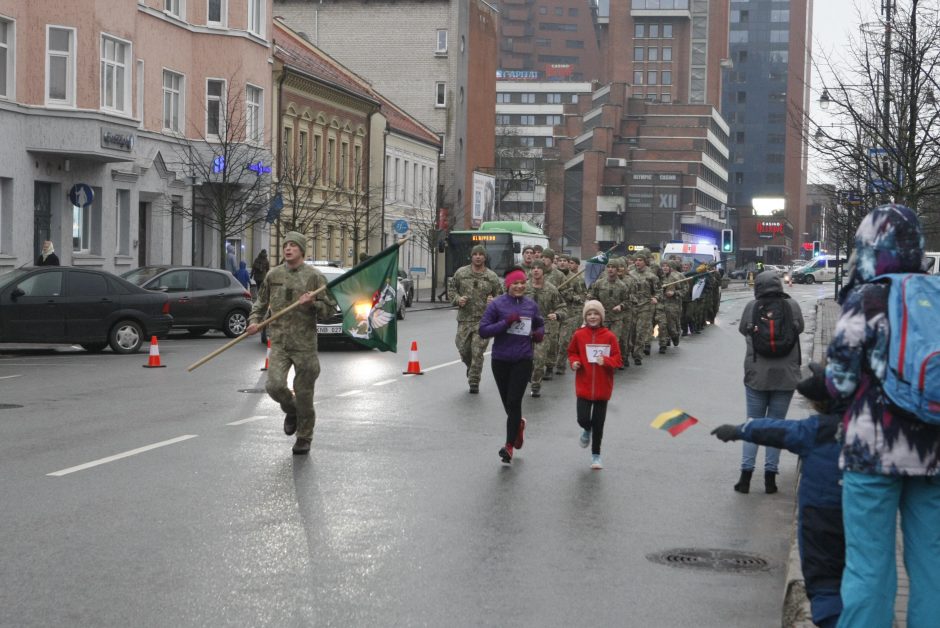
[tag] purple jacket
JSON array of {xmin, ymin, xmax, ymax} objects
[{"xmin": 478, "ymin": 293, "xmax": 544, "ymax": 362}]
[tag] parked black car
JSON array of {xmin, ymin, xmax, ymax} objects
[
  {"xmin": 121, "ymin": 266, "xmax": 252, "ymax": 337},
  {"xmin": 0, "ymin": 266, "xmax": 172, "ymax": 354}
]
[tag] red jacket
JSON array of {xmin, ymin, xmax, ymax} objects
[{"xmin": 567, "ymin": 325, "xmax": 622, "ymax": 401}]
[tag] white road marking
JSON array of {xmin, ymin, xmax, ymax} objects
[
  {"xmin": 418, "ymin": 359, "xmax": 463, "ymax": 373},
  {"xmin": 373, "ymin": 379, "xmax": 397, "ymax": 386},
  {"xmin": 227, "ymin": 415, "xmax": 269, "ymax": 426},
  {"xmin": 0, "ymin": 374, "xmax": 22, "ymax": 380},
  {"xmin": 336, "ymin": 389, "xmax": 363, "ymax": 397},
  {"xmin": 47, "ymin": 435, "xmax": 199, "ymax": 477}
]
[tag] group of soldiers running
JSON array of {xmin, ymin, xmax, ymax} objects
[{"xmin": 446, "ymin": 243, "xmax": 723, "ymax": 395}]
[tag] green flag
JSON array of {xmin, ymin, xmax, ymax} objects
[{"xmin": 326, "ymin": 243, "xmax": 400, "ymax": 352}]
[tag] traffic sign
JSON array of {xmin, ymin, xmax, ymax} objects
[
  {"xmin": 68, "ymin": 183, "xmax": 94, "ymax": 208},
  {"xmin": 393, "ymin": 219, "xmax": 409, "ymax": 234}
]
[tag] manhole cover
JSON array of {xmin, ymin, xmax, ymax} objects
[
  {"xmin": 0, "ymin": 404, "xmax": 23, "ymax": 409},
  {"xmin": 647, "ymin": 548, "xmax": 771, "ymax": 573},
  {"xmin": 237, "ymin": 388, "xmax": 267, "ymax": 394}
]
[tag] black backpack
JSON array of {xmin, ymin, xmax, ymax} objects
[{"xmin": 751, "ymin": 295, "xmax": 798, "ymax": 359}]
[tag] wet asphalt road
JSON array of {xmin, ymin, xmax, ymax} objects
[{"xmin": 0, "ymin": 283, "xmax": 832, "ymax": 627}]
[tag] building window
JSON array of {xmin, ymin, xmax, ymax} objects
[
  {"xmin": 46, "ymin": 26, "xmax": 75, "ymax": 106},
  {"xmin": 662, "ymin": 46, "xmax": 672, "ymax": 61},
  {"xmin": 571, "ymin": 94, "xmax": 578, "ymax": 103},
  {"xmin": 634, "ymin": 47, "xmax": 644, "ymax": 61},
  {"xmin": 635, "ymin": 24, "xmax": 645, "ymax": 37},
  {"xmin": 313, "ymin": 134, "xmax": 321, "ymax": 181},
  {"xmin": 735, "ymin": 131, "xmax": 745, "ymax": 143},
  {"xmin": 496, "ymin": 92, "xmax": 511, "ymax": 103},
  {"xmin": 298, "ymin": 130, "xmax": 308, "ymax": 179},
  {"xmin": 354, "ymin": 144, "xmax": 362, "ymax": 190},
  {"xmin": 662, "ymin": 24, "xmax": 672, "ymax": 38},
  {"xmin": 546, "ymin": 93, "xmax": 561, "ymax": 103},
  {"xmin": 246, "ymin": 84, "xmax": 262, "ymax": 143},
  {"xmin": 535, "ymin": 37, "xmax": 551, "ymax": 47},
  {"xmin": 735, "ymin": 172, "xmax": 744, "ymax": 185},
  {"xmin": 208, "ymin": 0, "xmax": 226, "ymax": 26},
  {"xmin": 206, "ymin": 78, "xmax": 225, "ymax": 137},
  {"xmin": 634, "ymin": 70, "xmax": 643, "ymax": 85},
  {"xmin": 520, "ymin": 93, "xmax": 535, "ymax": 104},
  {"xmin": 770, "ymin": 30, "xmax": 789, "ymax": 43},
  {"xmin": 768, "ymin": 133, "xmax": 785, "ymax": 144},
  {"xmin": 662, "ymin": 70, "xmax": 672, "ymax": 85},
  {"xmin": 281, "ymin": 125, "xmax": 293, "ymax": 170},
  {"xmin": 554, "ymin": 7, "xmax": 563, "ymax": 16},
  {"xmin": 520, "ymin": 115, "xmax": 535, "ymax": 125},
  {"xmin": 327, "ymin": 137, "xmax": 335, "ymax": 183},
  {"xmin": 538, "ymin": 6, "xmax": 547, "ymax": 14},
  {"xmin": 73, "ymin": 201, "xmax": 92, "ymax": 252},
  {"xmin": 736, "ymin": 91, "xmax": 746, "ymax": 104},
  {"xmin": 435, "ymin": 81, "xmax": 446, "ymax": 107},
  {"xmin": 661, "ymin": 92, "xmax": 671, "ymax": 103},
  {"xmin": 162, "ymin": 70, "xmax": 183, "ymax": 132},
  {"xmin": 248, "ymin": 0, "xmax": 263, "ymax": 36},
  {"xmin": 770, "ymin": 50, "xmax": 789, "ymax": 63},
  {"xmin": 340, "ymin": 142, "xmax": 348, "ymax": 186},
  {"xmin": 729, "ymin": 30, "xmax": 748, "ymax": 43},
  {"xmin": 545, "ymin": 114, "xmax": 562, "ymax": 125},
  {"xmin": 101, "ymin": 35, "xmax": 131, "ymax": 113},
  {"xmin": 437, "ymin": 133, "xmax": 445, "ymax": 158},
  {"xmin": 771, "ymin": 10, "xmax": 790, "ymax": 22},
  {"xmin": 566, "ymin": 39, "xmax": 584, "ymax": 49},
  {"xmin": 436, "ymin": 29, "xmax": 447, "ymax": 53},
  {"xmin": 648, "ymin": 47, "xmax": 658, "ymax": 61},
  {"xmin": 768, "ymin": 153, "xmax": 785, "ymax": 164},
  {"xmin": 545, "ymin": 136, "xmax": 554, "ymax": 148},
  {"xmin": 496, "ymin": 114, "xmax": 510, "ymax": 125},
  {"xmin": 649, "ymin": 24, "xmax": 659, "ymax": 38},
  {"xmin": 165, "ymin": 0, "xmax": 183, "ymax": 18},
  {"xmin": 568, "ymin": 7, "xmax": 578, "ymax": 16},
  {"xmin": 0, "ymin": 19, "xmax": 15, "ymax": 99},
  {"xmin": 115, "ymin": 189, "xmax": 130, "ymax": 255}
]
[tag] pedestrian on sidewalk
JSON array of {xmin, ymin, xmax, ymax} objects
[
  {"xmin": 712, "ymin": 361, "xmax": 847, "ymax": 628},
  {"xmin": 567, "ymin": 300, "xmax": 623, "ymax": 469},
  {"xmin": 479, "ymin": 267, "xmax": 544, "ymax": 465},
  {"xmin": 825, "ymin": 204, "xmax": 940, "ymax": 628},
  {"xmin": 734, "ymin": 270, "xmax": 804, "ymax": 494}
]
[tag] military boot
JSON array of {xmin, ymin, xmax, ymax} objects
[{"xmin": 734, "ymin": 470, "xmax": 753, "ymax": 494}]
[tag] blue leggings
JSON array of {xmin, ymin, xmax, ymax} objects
[{"xmin": 838, "ymin": 472, "xmax": 940, "ymax": 628}]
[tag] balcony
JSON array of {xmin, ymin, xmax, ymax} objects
[
  {"xmin": 597, "ymin": 195, "xmax": 624, "ymax": 213},
  {"xmin": 596, "ymin": 224, "xmax": 623, "ymax": 241},
  {"xmin": 630, "ymin": 0, "xmax": 691, "ymax": 18}
]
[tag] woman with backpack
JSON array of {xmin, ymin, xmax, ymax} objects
[
  {"xmin": 825, "ymin": 205, "xmax": 940, "ymax": 628},
  {"xmin": 734, "ymin": 269, "xmax": 804, "ymax": 494}
]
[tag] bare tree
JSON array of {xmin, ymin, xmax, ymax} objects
[
  {"xmin": 165, "ymin": 76, "xmax": 273, "ymax": 268},
  {"xmin": 326, "ymin": 156, "xmax": 382, "ymax": 263},
  {"xmin": 805, "ymin": 0, "xmax": 940, "ymax": 245},
  {"xmin": 274, "ymin": 136, "xmax": 343, "ymax": 241}
]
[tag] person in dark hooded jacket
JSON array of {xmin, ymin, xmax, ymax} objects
[
  {"xmin": 712, "ymin": 361, "xmax": 847, "ymax": 628},
  {"xmin": 824, "ymin": 204, "xmax": 940, "ymax": 628},
  {"xmin": 734, "ymin": 270, "xmax": 804, "ymax": 494}
]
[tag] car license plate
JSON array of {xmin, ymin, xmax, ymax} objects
[{"xmin": 318, "ymin": 324, "xmax": 343, "ymax": 335}]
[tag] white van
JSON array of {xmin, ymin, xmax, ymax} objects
[
  {"xmin": 661, "ymin": 242, "xmax": 722, "ymax": 270},
  {"xmin": 791, "ymin": 255, "xmax": 845, "ymax": 284}
]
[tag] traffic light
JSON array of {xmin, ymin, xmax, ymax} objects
[
  {"xmin": 721, "ymin": 229, "xmax": 734, "ymax": 253},
  {"xmin": 812, "ymin": 240, "xmax": 821, "ymax": 257}
]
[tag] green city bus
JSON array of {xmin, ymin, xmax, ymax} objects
[{"xmin": 445, "ymin": 221, "xmax": 549, "ymax": 279}]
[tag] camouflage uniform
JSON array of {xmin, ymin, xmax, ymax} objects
[
  {"xmin": 629, "ymin": 257, "xmax": 662, "ymax": 362},
  {"xmin": 525, "ymin": 272, "xmax": 566, "ymax": 395},
  {"xmin": 541, "ymin": 249, "xmax": 568, "ymax": 379},
  {"xmin": 250, "ymin": 261, "xmax": 336, "ymax": 441},
  {"xmin": 554, "ymin": 261, "xmax": 586, "ymax": 374},
  {"xmin": 617, "ymin": 260, "xmax": 640, "ymax": 362},
  {"xmin": 588, "ymin": 268, "xmax": 630, "ymax": 360},
  {"xmin": 657, "ymin": 264, "xmax": 684, "ymax": 350},
  {"xmin": 447, "ymin": 262, "xmax": 503, "ymax": 391}
]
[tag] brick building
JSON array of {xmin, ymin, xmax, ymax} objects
[
  {"xmin": 497, "ymin": 0, "xmax": 604, "ymax": 83},
  {"xmin": 275, "ymin": 0, "xmax": 498, "ymax": 231}
]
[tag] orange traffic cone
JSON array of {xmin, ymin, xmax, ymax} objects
[
  {"xmin": 142, "ymin": 336, "xmax": 166, "ymax": 368},
  {"xmin": 260, "ymin": 338, "xmax": 271, "ymax": 371},
  {"xmin": 402, "ymin": 341, "xmax": 424, "ymax": 375}
]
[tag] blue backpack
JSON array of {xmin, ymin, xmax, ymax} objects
[{"xmin": 875, "ymin": 273, "xmax": 940, "ymax": 424}]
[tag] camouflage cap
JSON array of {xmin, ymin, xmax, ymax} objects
[
  {"xmin": 471, "ymin": 244, "xmax": 487, "ymax": 256},
  {"xmin": 530, "ymin": 259, "xmax": 546, "ymax": 270},
  {"xmin": 569, "ymin": 256, "xmax": 581, "ymax": 265},
  {"xmin": 541, "ymin": 248, "xmax": 556, "ymax": 259},
  {"xmin": 608, "ymin": 258, "xmax": 622, "ymax": 268}
]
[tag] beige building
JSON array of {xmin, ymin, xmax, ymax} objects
[{"xmin": 0, "ymin": 0, "xmax": 273, "ymax": 273}]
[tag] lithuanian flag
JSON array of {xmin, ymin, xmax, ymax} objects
[{"xmin": 651, "ymin": 409, "xmax": 699, "ymax": 437}]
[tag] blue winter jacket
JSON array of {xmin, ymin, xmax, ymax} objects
[
  {"xmin": 478, "ymin": 293, "xmax": 544, "ymax": 362},
  {"xmin": 738, "ymin": 414, "xmax": 843, "ymax": 627}
]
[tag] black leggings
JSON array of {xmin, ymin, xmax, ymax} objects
[
  {"xmin": 491, "ymin": 358, "xmax": 533, "ymax": 446},
  {"xmin": 577, "ymin": 398, "xmax": 608, "ymax": 455}
]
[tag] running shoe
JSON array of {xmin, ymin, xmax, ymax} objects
[
  {"xmin": 499, "ymin": 444, "xmax": 514, "ymax": 464},
  {"xmin": 514, "ymin": 418, "xmax": 526, "ymax": 450},
  {"xmin": 579, "ymin": 429, "xmax": 591, "ymax": 448},
  {"xmin": 591, "ymin": 454, "xmax": 603, "ymax": 469}
]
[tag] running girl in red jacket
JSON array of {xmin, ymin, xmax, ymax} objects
[{"xmin": 567, "ymin": 300, "xmax": 623, "ymax": 469}]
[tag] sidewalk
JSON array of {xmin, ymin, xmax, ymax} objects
[{"xmin": 784, "ymin": 298, "xmax": 908, "ymax": 627}]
